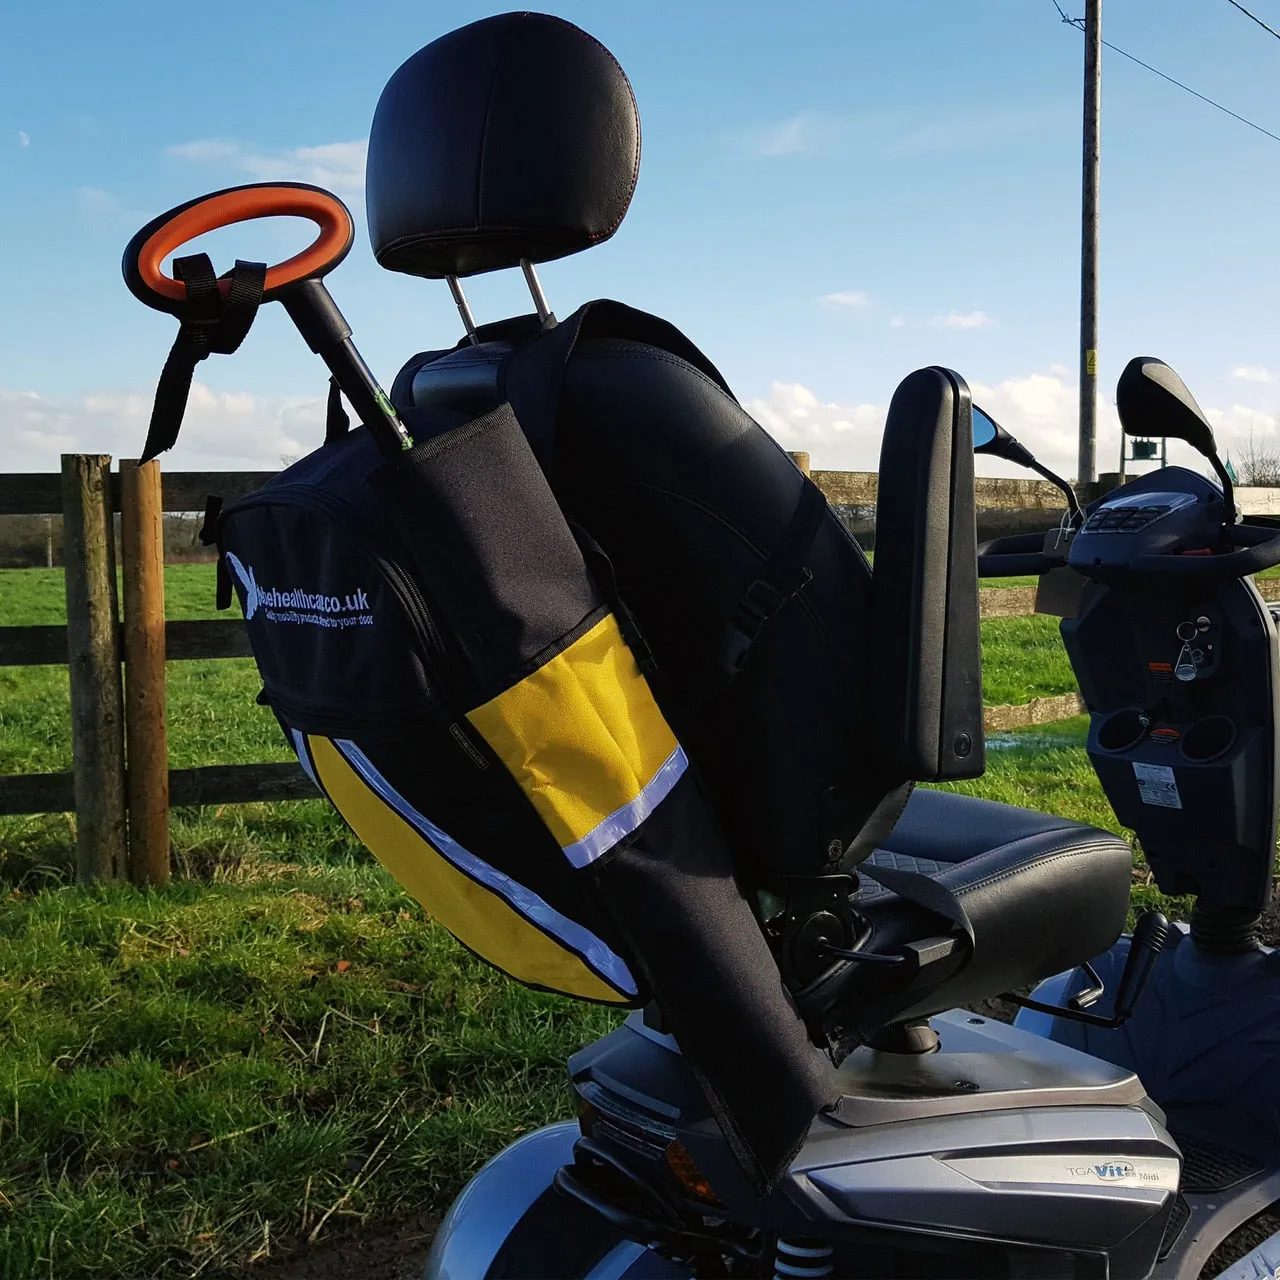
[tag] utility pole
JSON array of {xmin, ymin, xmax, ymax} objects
[{"xmin": 1078, "ymin": 0, "xmax": 1102, "ymax": 484}]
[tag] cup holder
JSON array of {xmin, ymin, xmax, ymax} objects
[
  {"xmin": 1181, "ymin": 716, "xmax": 1237, "ymax": 763},
  {"xmin": 1097, "ymin": 709, "xmax": 1148, "ymax": 753}
]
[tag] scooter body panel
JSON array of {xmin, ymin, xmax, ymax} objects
[
  {"xmin": 435, "ymin": 1010, "xmax": 1179, "ymax": 1278},
  {"xmin": 1020, "ymin": 928, "xmax": 1280, "ymax": 1276},
  {"xmin": 423, "ymin": 1122, "xmax": 692, "ymax": 1279}
]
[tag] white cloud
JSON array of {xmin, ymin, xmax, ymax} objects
[
  {"xmin": 14, "ymin": 365, "xmax": 1265, "ymax": 495},
  {"xmin": 0, "ymin": 383, "xmax": 323, "ymax": 475},
  {"xmin": 747, "ymin": 104, "xmax": 1057, "ymax": 161},
  {"xmin": 166, "ymin": 138, "xmax": 242, "ymax": 164},
  {"xmin": 1208, "ymin": 404, "xmax": 1280, "ymax": 468},
  {"xmin": 1232, "ymin": 365, "xmax": 1274, "ymax": 384},
  {"xmin": 747, "ymin": 367, "xmax": 1260, "ymax": 484},
  {"xmin": 749, "ymin": 111, "xmax": 834, "ymax": 156},
  {"xmin": 821, "ymin": 290, "xmax": 870, "ymax": 309},
  {"xmin": 743, "ymin": 382, "xmax": 886, "ymax": 470},
  {"xmin": 167, "ymin": 138, "xmax": 368, "ymax": 191},
  {"xmin": 17, "ymin": 130, "xmax": 29, "ymax": 148},
  {"xmin": 888, "ymin": 316, "xmax": 905, "ymax": 328},
  {"xmin": 885, "ymin": 108, "xmax": 1046, "ymax": 158},
  {"xmin": 932, "ymin": 310, "xmax": 995, "ymax": 330},
  {"xmin": 967, "ymin": 371, "xmax": 1113, "ymax": 479},
  {"xmin": 745, "ymin": 370, "xmax": 1121, "ymax": 481},
  {"xmin": 74, "ymin": 186, "xmax": 147, "ymax": 231}
]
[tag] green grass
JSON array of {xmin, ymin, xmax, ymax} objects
[
  {"xmin": 0, "ymin": 841, "xmax": 619, "ymax": 1278},
  {"xmin": 0, "ymin": 568, "xmax": 284, "ymax": 782},
  {"xmin": 980, "ymin": 614, "xmax": 1078, "ymax": 704},
  {"xmin": 0, "ymin": 565, "xmax": 232, "ymax": 628},
  {"xmin": 0, "ymin": 565, "xmax": 621, "ymax": 1276},
  {"xmin": 0, "ymin": 563, "xmax": 1202, "ymax": 1276}
]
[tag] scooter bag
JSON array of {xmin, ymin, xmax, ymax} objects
[
  {"xmin": 216, "ymin": 406, "xmax": 652, "ymax": 1006},
  {"xmin": 213, "ymin": 398, "xmax": 838, "ymax": 1189}
]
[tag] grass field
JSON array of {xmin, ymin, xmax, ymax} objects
[{"xmin": 0, "ymin": 564, "xmax": 1177, "ymax": 1277}]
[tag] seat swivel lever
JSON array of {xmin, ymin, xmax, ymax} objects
[{"xmin": 1004, "ymin": 911, "xmax": 1170, "ymax": 1029}]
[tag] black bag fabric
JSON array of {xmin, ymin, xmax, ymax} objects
[{"xmin": 212, "ymin": 393, "xmax": 837, "ymax": 1191}]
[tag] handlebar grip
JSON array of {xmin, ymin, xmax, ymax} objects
[
  {"xmin": 976, "ymin": 532, "xmax": 1058, "ymax": 579},
  {"xmin": 123, "ymin": 182, "xmax": 354, "ymax": 316},
  {"xmin": 1132, "ymin": 536, "xmax": 1280, "ymax": 578},
  {"xmin": 978, "ymin": 553, "xmax": 1058, "ymax": 579}
]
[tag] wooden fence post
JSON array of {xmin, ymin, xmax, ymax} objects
[
  {"xmin": 121, "ymin": 459, "xmax": 170, "ymax": 886},
  {"xmin": 61, "ymin": 454, "xmax": 127, "ymax": 881}
]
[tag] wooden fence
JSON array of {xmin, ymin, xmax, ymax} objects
[
  {"xmin": 4, "ymin": 457, "xmax": 1280, "ymax": 883},
  {"xmin": 0, "ymin": 461, "xmax": 317, "ymax": 884}
]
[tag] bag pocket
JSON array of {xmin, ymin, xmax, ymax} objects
[
  {"xmin": 373, "ymin": 403, "xmax": 690, "ymax": 872},
  {"xmin": 290, "ymin": 723, "xmax": 640, "ymax": 1004},
  {"xmin": 219, "ymin": 465, "xmax": 641, "ymax": 1005}
]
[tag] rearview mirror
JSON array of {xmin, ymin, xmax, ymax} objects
[
  {"xmin": 1116, "ymin": 357, "xmax": 1217, "ymax": 460},
  {"xmin": 972, "ymin": 405, "xmax": 1028, "ymax": 464},
  {"xmin": 973, "ymin": 407, "xmax": 999, "ymax": 451},
  {"xmin": 971, "ymin": 404, "xmax": 1083, "ymax": 525}
]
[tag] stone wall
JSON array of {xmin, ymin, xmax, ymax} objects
[{"xmin": 812, "ymin": 470, "xmax": 1072, "ymax": 511}]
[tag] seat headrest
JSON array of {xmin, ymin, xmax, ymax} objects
[{"xmin": 366, "ymin": 12, "xmax": 641, "ymax": 280}]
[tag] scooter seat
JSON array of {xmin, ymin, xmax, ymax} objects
[{"xmin": 822, "ymin": 788, "xmax": 1134, "ymax": 1036}]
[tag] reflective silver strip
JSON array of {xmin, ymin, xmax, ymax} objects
[
  {"xmin": 562, "ymin": 745, "xmax": 688, "ymax": 870},
  {"xmin": 290, "ymin": 729, "xmax": 319, "ymax": 788},
  {"xmin": 332, "ymin": 739, "xmax": 638, "ymax": 997}
]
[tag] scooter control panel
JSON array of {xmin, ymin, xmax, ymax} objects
[
  {"xmin": 1069, "ymin": 467, "xmax": 1225, "ymax": 573},
  {"xmin": 1080, "ymin": 490, "xmax": 1195, "ymax": 532}
]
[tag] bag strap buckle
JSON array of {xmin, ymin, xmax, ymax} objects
[{"xmin": 718, "ymin": 571, "xmax": 812, "ymax": 676}]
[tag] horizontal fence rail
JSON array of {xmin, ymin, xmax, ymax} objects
[
  {"xmin": 6, "ymin": 461, "xmax": 1280, "ymax": 876},
  {"xmin": 0, "ymin": 763, "xmax": 319, "ymax": 817},
  {"xmin": 0, "ymin": 471, "xmax": 276, "ymax": 517},
  {"xmin": 0, "ymin": 620, "xmax": 253, "ymax": 665}
]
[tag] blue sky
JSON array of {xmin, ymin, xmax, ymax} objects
[{"xmin": 2, "ymin": 0, "xmax": 1279, "ymax": 477}]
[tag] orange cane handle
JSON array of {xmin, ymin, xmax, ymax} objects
[{"xmin": 123, "ymin": 182, "xmax": 354, "ymax": 315}]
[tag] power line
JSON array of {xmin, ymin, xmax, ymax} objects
[
  {"xmin": 1052, "ymin": 2, "xmax": 1280, "ymax": 146},
  {"xmin": 1223, "ymin": 0, "xmax": 1280, "ymax": 44}
]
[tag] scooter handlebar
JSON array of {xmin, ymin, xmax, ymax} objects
[
  {"xmin": 979, "ymin": 523, "xmax": 1280, "ymax": 582},
  {"xmin": 122, "ymin": 182, "xmax": 354, "ymax": 316},
  {"xmin": 976, "ymin": 532, "xmax": 1058, "ymax": 579}
]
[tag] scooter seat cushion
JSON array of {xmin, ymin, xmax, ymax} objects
[{"xmin": 835, "ymin": 788, "xmax": 1133, "ymax": 1033}]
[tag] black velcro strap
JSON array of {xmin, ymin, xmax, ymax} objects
[
  {"xmin": 198, "ymin": 495, "xmax": 223, "ymax": 546},
  {"xmin": 325, "ymin": 376, "xmax": 350, "ymax": 444},
  {"xmin": 716, "ymin": 477, "xmax": 827, "ymax": 678},
  {"xmin": 215, "ymin": 555, "xmax": 233, "ymax": 611},
  {"xmin": 140, "ymin": 254, "xmax": 266, "ymax": 463}
]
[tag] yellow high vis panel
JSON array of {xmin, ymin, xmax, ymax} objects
[
  {"xmin": 307, "ymin": 735, "xmax": 632, "ymax": 1003},
  {"xmin": 467, "ymin": 614, "xmax": 685, "ymax": 866}
]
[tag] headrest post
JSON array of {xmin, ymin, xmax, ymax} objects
[
  {"xmin": 446, "ymin": 276, "xmax": 481, "ymax": 345},
  {"xmin": 520, "ymin": 259, "xmax": 557, "ymax": 328}
]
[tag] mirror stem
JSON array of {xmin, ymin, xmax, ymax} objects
[
  {"xmin": 1027, "ymin": 459, "xmax": 1084, "ymax": 526},
  {"xmin": 1208, "ymin": 454, "xmax": 1237, "ymax": 526}
]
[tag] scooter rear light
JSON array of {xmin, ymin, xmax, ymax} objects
[{"xmin": 664, "ymin": 1139, "xmax": 721, "ymax": 1206}]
